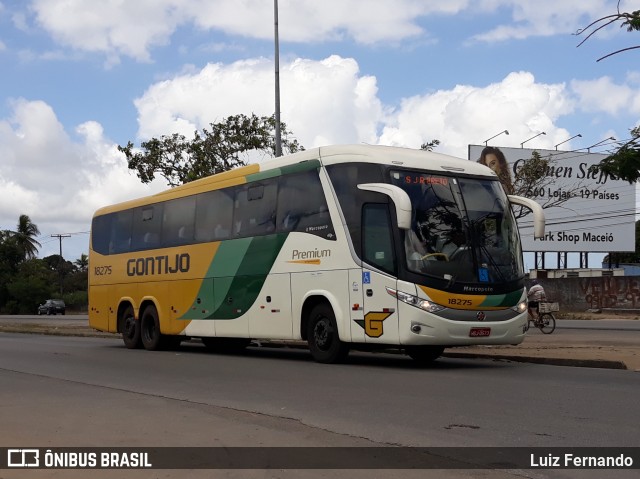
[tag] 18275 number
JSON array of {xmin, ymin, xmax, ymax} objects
[
  {"xmin": 94, "ymin": 266, "xmax": 112, "ymax": 276},
  {"xmin": 448, "ymin": 298, "xmax": 472, "ymax": 306}
]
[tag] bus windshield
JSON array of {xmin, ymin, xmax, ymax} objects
[{"xmin": 390, "ymin": 170, "xmax": 524, "ymax": 285}]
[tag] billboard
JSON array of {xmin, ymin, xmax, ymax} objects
[{"xmin": 468, "ymin": 145, "xmax": 636, "ymax": 253}]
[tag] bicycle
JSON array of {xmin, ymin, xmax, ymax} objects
[{"xmin": 524, "ymin": 302, "xmax": 558, "ymax": 334}]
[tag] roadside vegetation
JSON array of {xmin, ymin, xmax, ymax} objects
[{"xmin": 0, "ymin": 215, "xmax": 87, "ymax": 314}]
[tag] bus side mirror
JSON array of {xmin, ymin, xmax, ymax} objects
[
  {"xmin": 357, "ymin": 183, "xmax": 412, "ymax": 230},
  {"xmin": 508, "ymin": 195, "xmax": 546, "ymax": 239}
]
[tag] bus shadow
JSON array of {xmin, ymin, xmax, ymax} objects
[{"xmin": 142, "ymin": 339, "xmax": 515, "ymax": 371}]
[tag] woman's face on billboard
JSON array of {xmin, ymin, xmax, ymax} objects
[{"xmin": 485, "ymin": 153, "xmax": 499, "ymax": 173}]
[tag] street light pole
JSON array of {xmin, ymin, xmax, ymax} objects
[
  {"xmin": 483, "ymin": 130, "xmax": 509, "ymax": 146},
  {"xmin": 586, "ymin": 136, "xmax": 615, "ymax": 152},
  {"xmin": 274, "ymin": 0, "xmax": 283, "ymax": 157},
  {"xmin": 554, "ymin": 133, "xmax": 582, "ymax": 151},
  {"xmin": 520, "ymin": 132, "xmax": 546, "ymax": 148}
]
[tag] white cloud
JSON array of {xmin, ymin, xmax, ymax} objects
[
  {"xmin": 0, "ymin": 99, "xmax": 165, "ymax": 257},
  {"xmin": 187, "ymin": 0, "xmax": 465, "ymax": 44},
  {"xmin": 380, "ymin": 71, "xmax": 575, "ymax": 156},
  {"xmin": 27, "ymin": 0, "xmax": 637, "ymax": 62},
  {"xmin": 135, "ymin": 55, "xmax": 384, "ymax": 148},
  {"xmin": 138, "ymin": 57, "xmax": 619, "ymax": 159},
  {"xmin": 30, "ymin": 0, "xmax": 186, "ymax": 64},
  {"xmin": 571, "ymin": 76, "xmax": 640, "ymax": 116},
  {"xmin": 28, "ymin": 0, "xmax": 470, "ymax": 62},
  {"xmin": 470, "ymin": 0, "xmax": 625, "ymax": 43}
]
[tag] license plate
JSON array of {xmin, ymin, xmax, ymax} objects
[{"xmin": 469, "ymin": 327, "xmax": 491, "ymax": 337}]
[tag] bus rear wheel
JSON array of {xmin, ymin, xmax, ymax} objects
[
  {"xmin": 140, "ymin": 305, "xmax": 165, "ymax": 351},
  {"xmin": 307, "ymin": 303, "xmax": 349, "ymax": 364},
  {"xmin": 405, "ymin": 345, "xmax": 444, "ymax": 365},
  {"xmin": 121, "ymin": 305, "xmax": 141, "ymax": 349}
]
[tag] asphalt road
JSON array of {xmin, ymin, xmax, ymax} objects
[
  {"xmin": 1, "ymin": 333, "xmax": 638, "ymax": 447},
  {"xmin": 1, "ymin": 316, "xmax": 639, "ymax": 478}
]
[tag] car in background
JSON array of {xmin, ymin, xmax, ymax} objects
[{"xmin": 38, "ymin": 299, "xmax": 66, "ymax": 315}]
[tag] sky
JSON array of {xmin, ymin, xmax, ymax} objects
[{"xmin": 1, "ymin": 0, "xmax": 639, "ymax": 270}]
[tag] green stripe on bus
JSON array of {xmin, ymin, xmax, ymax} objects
[
  {"xmin": 210, "ymin": 238, "xmax": 253, "ymax": 278},
  {"xmin": 245, "ymin": 159, "xmax": 321, "ymax": 183},
  {"xmin": 479, "ymin": 289, "xmax": 522, "ymax": 308},
  {"xmin": 187, "ymin": 233, "xmax": 288, "ymax": 320},
  {"xmin": 211, "ymin": 233, "xmax": 288, "ymax": 319}
]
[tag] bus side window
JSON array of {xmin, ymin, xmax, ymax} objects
[
  {"xmin": 326, "ymin": 163, "xmax": 385, "ymax": 253},
  {"xmin": 131, "ymin": 205, "xmax": 163, "ymax": 251},
  {"xmin": 91, "ymin": 214, "xmax": 112, "ymax": 255},
  {"xmin": 195, "ymin": 189, "xmax": 234, "ymax": 242},
  {"xmin": 276, "ymin": 170, "xmax": 335, "ymax": 239},
  {"xmin": 162, "ymin": 196, "xmax": 196, "ymax": 247},
  {"xmin": 362, "ymin": 204, "xmax": 396, "ymax": 274},
  {"xmin": 109, "ymin": 210, "xmax": 133, "ymax": 254},
  {"xmin": 234, "ymin": 180, "xmax": 277, "ymax": 237}
]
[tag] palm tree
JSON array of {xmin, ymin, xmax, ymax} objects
[
  {"xmin": 74, "ymin": 253, "xmax": 89, "ymax": 272},
  {"xmin": 14, "ymin": 214, "xmax": 42, "ymax": 260}
]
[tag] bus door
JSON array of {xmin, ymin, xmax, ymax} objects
[{"xmin": 359, "ymin": 204, "xmax": 400, "ymax": 344}]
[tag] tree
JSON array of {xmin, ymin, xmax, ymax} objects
[
  {"xmin": 0, "ymin": 231, "xmax": 22, "ymax": 309},
  {"xmin": 0, "ymin": 219, "xmax": 89, "ymax": 313},
  {"xmin": 575, "ymin": 5, "xmax": 640, "ymax": 62},
  {"xmin": 590, "ymin": 126, "xmax": 640, "ymax": 184},
  {"xmin": 5, "ymin": 259, "xmax": 55, "ymax": 314},
  {"xmin": 119, "ymin": 113, "xmax": 304, "ymax": 187},
  {"xmin": 74, "ymin": 253, "xmax": 89, "ymax": 273},
  {"xmin": 508, "ymin": 151, "xmax": 589, "ymax": 218},
  {"xmin": 420, "ymin": 139, "xmax": 440, "ymax": 151},
  {"xmin": 4, "ymin": 215, "xmax": 41, "ymax": 261},
  {"xmin": 576, "ymin": 4, "xmax": 640, "ymax": 183}
]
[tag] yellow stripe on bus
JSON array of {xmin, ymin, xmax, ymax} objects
[{"xmin": 418, "ymin": 285, "xmax": 504, "ymax": 311}]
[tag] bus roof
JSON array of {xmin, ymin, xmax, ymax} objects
[{"xmin": 93, "ymin": 144, "xmax": 497, "ymax": 216}]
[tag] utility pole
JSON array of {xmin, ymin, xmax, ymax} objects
[
  {"xmin": 274, "ymin": 0, "xmax": 283, "ymax": 157},
  {"xmin": 51, "ymin": 234, "xmax": 71, "ymax": 294}
]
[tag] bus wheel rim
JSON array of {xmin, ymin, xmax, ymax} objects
[{"xmin": 314, "ymin": 319, "xmax": 330, "ymax": 350}]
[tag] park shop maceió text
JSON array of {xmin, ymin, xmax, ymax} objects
[{"xmin": 535, "ymin": 231, "xmax": 614, "ymax": 243}]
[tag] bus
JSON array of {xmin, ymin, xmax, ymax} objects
[{"xmin": 89, "ymin": 144, "xmax": 544, "ymax": 364}]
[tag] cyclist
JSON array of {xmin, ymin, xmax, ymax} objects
[{"xmin": 527, "ymin": 279, "xmax": 547, "ymax": 323}]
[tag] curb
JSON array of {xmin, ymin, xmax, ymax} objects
[{"xmin": 442, "ymin": 351, "xmax": 628, "ymax": 370}]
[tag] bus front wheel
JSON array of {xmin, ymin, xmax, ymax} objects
[
  {"xmin": 121, "ymin": 305, "xmax": 141, "ymax": 349},
  {"xmin": 405, "ymin": 345, "xmax": 444, "ymax": 365},
  {"xmin": 140, "ymin": 305, "xmax": 165, "ymax": 351},
  {"xmin": 307, "ymin": 303, "xmax": 349, "ymax": 364}
]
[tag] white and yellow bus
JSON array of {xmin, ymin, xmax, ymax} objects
[{"xmin": 89, "ymin": 144, "xmax": 544, "ymax": 364}]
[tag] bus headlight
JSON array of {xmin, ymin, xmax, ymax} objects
[
  {"xmin": 386, "ymin": 287, "xmax": 445, "ymax": 313},
  {"xmin": 511, "ymin": 300, "xmax": 528, "ymax": 314}
]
